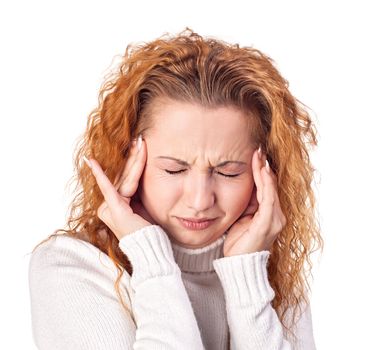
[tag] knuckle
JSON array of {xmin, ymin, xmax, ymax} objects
[
  {"xmin": 276, "ymin": 218, "xmax": 286, "ymax": 233},
  {"xmin": 97, "ymin": 202, "xmax": 107, "ymax": 220},
  {"xmin": 97, "ymin": 208, "xmax": 103, "ymax": 220},
  {"xmin": 282, "ymin": 214, "xmax": 287, "ymax": 227},
  {"xmin": 277, "ymin": 223, "xmax": 284, "ymax": 234},
  {"xmin": 266, "ymin": 195, "xmax": 275, "ymax": 206}
]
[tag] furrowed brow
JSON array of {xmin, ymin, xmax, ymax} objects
[{"xmin": 156, "ymin": 156, "xmax": 246, "ymax": 168}]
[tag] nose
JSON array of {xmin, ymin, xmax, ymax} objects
[{"xmin": 183, "ymin": 171, "xmax": 215, "ymax": 213}]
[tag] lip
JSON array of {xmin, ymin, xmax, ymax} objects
[
  {"xmin": 177, "ymin": 217, "xmax": 217, "ymax": 230},
  {"xmin": 180, "ymin": 217, "xmax": 215, "ymax": 223}
]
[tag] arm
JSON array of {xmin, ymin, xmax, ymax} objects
[
  {"xmin": 29, "ymin": 225, "xmax": 204, "ymax": 350},
  {"xmin": 29, "ymin": 234, "xmax": 138, "ymax": 349},
  {"xmin": 213, "ymin": 251, "xmax": 316, "ymax": 350},
  {"xmin": 118, "ymin": 225, "xmax": 205, "ymax": 349}
]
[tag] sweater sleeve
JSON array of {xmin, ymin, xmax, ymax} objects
[
  {"xmin": 118, "ymin": 225, "xmax": 205, "ymax": 349},
  {"xmin": 29, "ymin": 234, "xmax": 138, "ymax": 349},
  {"xmin": 28, "ymin": 225, "xmax": 204, "ymax": 350},
  {"xmin": 212, "ymin": 251, "xmax": 316, "ymax": 350}
]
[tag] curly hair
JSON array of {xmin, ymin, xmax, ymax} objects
[{"xmin": 32, "ymin": 27, "xmax": 323, "ymax": 335}]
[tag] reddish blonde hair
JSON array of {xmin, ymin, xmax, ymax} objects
[{"xmin": 32, "ymin": 27, "xmax": 323, "ymax": 334}]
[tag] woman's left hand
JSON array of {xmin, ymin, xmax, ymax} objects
[{"xmin": 223, "ymin": 146, "xmax": 287, "ymax": 257}]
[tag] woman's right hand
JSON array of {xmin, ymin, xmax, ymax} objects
[{"xmin": 83, "ymin": 135, "xmax": 154, "ymax": 240}]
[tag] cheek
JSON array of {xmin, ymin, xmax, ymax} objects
[
  {"xmin": 139, "ymin": 167, "xmax": 180, "ymax": 210},
  {"xmin": 222, "ymin": 178, "xmax": 254, "ymax": 212},
  {"xmin": 139, "ymin": 168, "xmax": 162, "ymax": 202}
]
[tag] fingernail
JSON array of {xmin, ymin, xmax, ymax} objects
[
  {"xmin": 137, "ymin": 135, "xmax": 142, "ymax": 152},
  {"xmin": 83, "ymin": 155, "xmax": 92, "ymax": 169},
  {"xmin": 265, "ymin": 159, "xmax": 270, "ymax": 173},
  {"xmin": 258, "ymin": 144, "xmax": 262, "ymax": 159}
]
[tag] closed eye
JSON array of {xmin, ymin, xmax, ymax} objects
[{"xmin": 164, "ymin": 169, "xmax": 240, "ymax": 178}]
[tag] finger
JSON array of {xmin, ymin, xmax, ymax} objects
[
  {"xmin": 247, "ymin": 164, "xmax": 277, "ymax": 232},
  {"xmin": 114, "ymin": 139, "xmax": 140, "ymax": 190},
  {"xmin": 248, "ymin": 186, "xmax": 259, "ymax": 213},
  {"xmin": 262, "ymin": 156, "xmax": 279, "ymax": 194},
  {"xmin": 252, "ymin": 165, "xmax": 278, "ymax": 228},
  {"xmin": 119, "ymin": 137, "xmax": 147, "ymax": 197},
  {"xmin": 261, "ymin": 165, "xmax": 277, "ymax": 204},
  {"xmin": 89, "ymin": 158, "xmax": 120, "ymax": 206},
  {"xmin": 97, "ymin": 200, "xmax": 109, "ymax": 221},
  {"xmin": 249, "ymin": 191, "xmax": 274, "ymax": 235},
  {"xmin": 251, "ymin": 146, "xmax": 264, "ymax": 203}
]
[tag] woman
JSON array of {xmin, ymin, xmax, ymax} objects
[{"xmin": 29, "ymin": 27, "xmax": 323, "ymax": 349}]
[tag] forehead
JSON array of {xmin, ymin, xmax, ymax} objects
[{"xmin": 148, "ymin": 100, "xmax": 252, "ymax": 143}]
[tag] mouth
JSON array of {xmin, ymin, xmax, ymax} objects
[{"xmin": 176, "ymin": 217, "xmax": 217, "ymax": 230}]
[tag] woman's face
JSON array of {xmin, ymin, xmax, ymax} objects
[{"xmin": 138, "ymin": 99, "xmax": 257, "ymax": 248}]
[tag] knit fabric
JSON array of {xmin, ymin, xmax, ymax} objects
[{"xmin": 28, "ymin": 224, "xmax": 316, "ymax": 349}]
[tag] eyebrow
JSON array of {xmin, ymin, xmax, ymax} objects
[{"xmin": 156, "ymin": 156, "xmax": 246, "ymax": 168}]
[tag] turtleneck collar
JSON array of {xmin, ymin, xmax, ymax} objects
[{"xmin": 170, "ymin": 233, "xmax": 226, "ymax": 273}]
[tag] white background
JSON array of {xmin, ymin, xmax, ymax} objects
[{"xmin": 1, "ymin": 1, "xmax": 376, "ymax": 348}]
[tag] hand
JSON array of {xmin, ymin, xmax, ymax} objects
[
  {"xmin": 223, "ymin": 147, "xmax": 287, "ymax": 257},
  {"xmin": 84, "ymin": 136, "xmax": 155, "ymax": 240}
]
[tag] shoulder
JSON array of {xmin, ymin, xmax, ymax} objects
[
  {"xmin": 28, "ymin": 234, "xmax": 137, "ymax": 349},
  {"xmin": 30, "ymin": 233, "xmax": 105, "ymax": 263}
]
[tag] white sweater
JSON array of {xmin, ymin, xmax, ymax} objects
[{"xmin": 28, "ymin": 225, "xmax": 316, "ymax": 349}]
